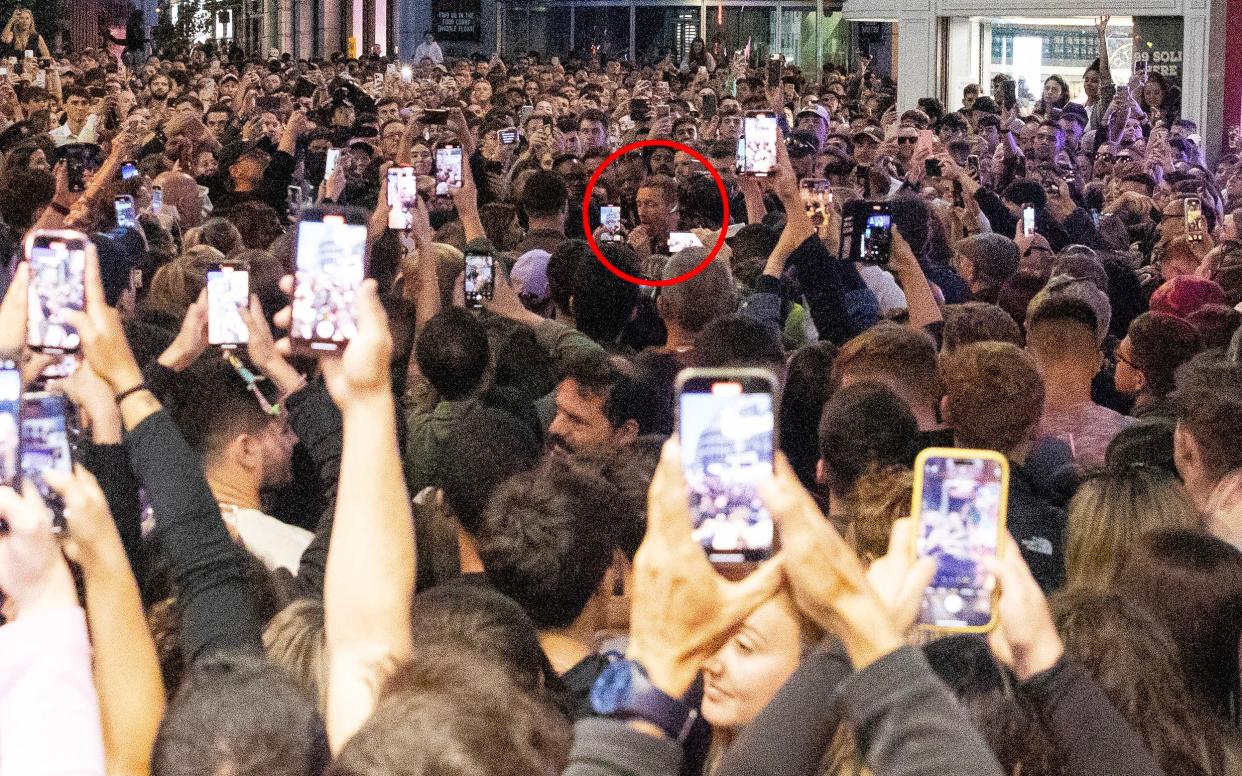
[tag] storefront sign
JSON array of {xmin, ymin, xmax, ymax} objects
[
  {"xmin": 433, "ymin": 0, "xmax": 482, "ymax": 42},
  {"xmin": 1132, "ymin": 17, "xmax": 1183, "ymax": 84}
]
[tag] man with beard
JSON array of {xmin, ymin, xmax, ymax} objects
[
  {"xmin": 146, "ymin": 73, "xmax": 173, "ymax": 110},
  {"xmin": 546, "ymin": 350, "xmax": 644, "ymax": 455}
]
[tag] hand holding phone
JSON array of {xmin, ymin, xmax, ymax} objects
[
  {"xmin": 20, "ymin": 392, "xmax": 74, "ymax": 517},
  {"xmin": 386, "ymin": 166, "xmax": 418, "ymax": 230},
  {"xmin": 912, "ymin": 448, "xmax": 1009, "ymax": 631},
  {"xmin": 677, "ymin": 368, "xmax": 777, "ymax": 566},
  {"xmin": 464, "ymin": 253, "xmax": 495, "ymax": 308},
  {"xmin": 434, "ymin": 145, "xmax": 463, "ymax": 197},
  {"xmin": 1185, "ymin": 196, "xmax": 1205, "ymax": 242},
  {"xmin": 737, "ymin": 111, "xmax": 778, "ymax": 176},
  {"xmin": 291, "ymin": 207, "xmax": 369, "ymax": 353},
  {"xmin": 26, "ymin": 230, "xmax": 87, "ymax": 354},
  {"xmin": 207, "ymin": 263, "xmax": 251, "ymax": 347},
  {"xmin": 1022, "ymin": 205, "xmax": 1036, "ymax": 238}
]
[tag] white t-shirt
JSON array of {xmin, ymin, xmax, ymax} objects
[{"xmin": 220, "ymin": 504, "xmax": 313, "ymax": 574}]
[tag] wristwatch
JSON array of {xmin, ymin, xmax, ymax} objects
[{"xmin": 590, "ymin": 659, "xmax": 702, "ymax": 743}]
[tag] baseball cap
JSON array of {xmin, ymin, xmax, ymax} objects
[
  {"xmin": 852, "ymin": 126, "xmax": 883, "ymax": 144},
  {"xmin": 796, "ymin": 104, "xmax": 830, "ymax": 124},
  {"xmin": 510, "ymin": 248, "xmax": 551, "ymax": 303},
  {"xmin": 1149, "ymin": 275, "xmax": 1227, "ymax": 319},
  {"xmin": 1059, "ymin": 103, "xmax": 1088, "ymax": 126}
]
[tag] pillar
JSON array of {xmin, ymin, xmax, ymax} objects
[{"xmin": 320, "ymin": 0, "xmax": 342, "ymax": 55}]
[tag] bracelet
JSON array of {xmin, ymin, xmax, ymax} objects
[{"xmin": 115, "ymin": 383, "xmax": 149, "ymax": 403}]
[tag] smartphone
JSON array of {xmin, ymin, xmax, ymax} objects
[
  {"xmin": 1022, "ymin": 205, "xmax": 1036, "ymax": 237},
  {"xmin": 737, "ymin": 111, "xmax": 778, "ymax": 176},
  {"xmin": 840, "ymin": 201, "xmax": 893, "ymax": 265},
  {"xmin": 120, "ymin": 160, "xmax": 140, "ymax": 180},
  {"xmin": 400, "ymin": 65, "xmax": 413, "ymax": 83},
  {"xmin": 20, "ymin": 392, "xmax": 74, "ymax": 523},
  {"xmin": 151, "ymin": 185, "xmax": 163, "ymax": 214},
  {"xmin": 386, "ymin": 165, "xmax": 418, "ymax": 230},
  {"xmin": 1185, "ymin": 196, "xmax": 1205, "ymax": 242},
  {"xmin": 912, "ymin": 448, "xmax": 1009, "ymax": 631},
  {"xmin": 434, "ymin": 144, "xmax": 463, "ymax": 197},
  {"xmin": 114, "ymin": 195, "xmax": 137, "ymax": 229},
  {"xmin": 498, "ymin": 127, "xmax": 520, "ymax": 146},
  {"xmin": 800, "ymin": 178, "xmax": 832, "ymax": 232},
  {"xmin": 766, "ymin": 56, "xmax": 782, "ymax": 89},
  {"xmin": 668, "ymin": 232, "xmax": 703, "ymax": 253},
  {"xmin": 206, "ymin": 262, "xmax": 250, "ymax": 348},
  {"xmin": 1133, "ymin": 58, "xmax": 1148, "ymax": 76},
  {"xmin": 519, "ymin": 104, "xmax": 534, "ymax": 126},
  {"xmin": 924, "ymin": 158, "xmax": 943, "ymax": 178},
  {"xmin": 600, "ymin": 205, "xmax": 622, "ymax": 241},
  {"xmin": 0, "ymin": 360, "xmax": 20, "ymax": 490},
  {"xmin": 464, "ymin": 253, "xmax": 494, "ymax": 309},
  {"xmin": 967, "ymin": 154, "xmax": 980, "ymax": 177},
  {"xmin": 702, "ymin": 93, "xmax": 718, "ymax": 121},
  {"xmin": 26, "ymin": 230, "xmax": 87, "ymax": 354},
  {"xmin": 1090, "ymin": 208, "xmax": 1101, "ymax": 229},
  {"xmin": 291, "ymin": 206, "xmax": 369, "ymax": 353},
  {"xmin": 676, "ymin": 368, "xmax": 777, "ymax": 565},
  {"xmin": 0, "ymin": 67, "xmax": 8, "ymax": 78},
  {"xmin": 655, "ymin": 103, "xmax": 671, "ymax": 120},
  {"xmin": 324, "ymin": 147, "xmax": 341, "ymax": 180},
  {"xmin": 33, "ymin": 68, "xmax": 44, "ymax": 88},
  {"xmin": 630, "ymin": 98, "xmax": 649, "ymax": 119},
  {"xmin": 66, "ymin": 153, "xmax": 87, "ymax": 192},
  {"xmin": 23, "ymin": 50, "xmax": 32, "ymax": 60},
  {"xmin": 423, "ymin": 109, "xmax": 449, "ymax": 125}
]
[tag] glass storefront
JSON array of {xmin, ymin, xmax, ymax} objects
[
  {"xmin": 943, "ymin": 16, "xmax": 1184, "ymax": 117},
  {"xmin": 574, "ymin": 5, "xmax": 631, "ymax": 60}
]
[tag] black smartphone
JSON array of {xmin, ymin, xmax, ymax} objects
[
  {"xmin": 841, "ymin": 201, "xmax": 893, "ymax": 265},
  {"xmin": 1133, "ymin": 58, "xmax": 1148, "ymax": 76},
  {"xmin": 766, "ymin": 56, "xmax": 782, "ymax": 89},
  {"xmin": 913, "ymin": 448, "xmax": 1009, "ymax": 631},
  {"xmin": 702, "ymin": 93, "xmax": 718, "ymax": 121},
  {"xmin": 114, "ymin": 195, "xmax": 137, "ymax": 229},
  {"xmin": 386, "ymin": 165, "xmax": 418, "ymax": 230},
  {"xmin": 464, "ymin": 252, "xmax": 495, "ymax": 309},
  {"xmin": 967, "ymin": 154, "xmax": 980, "ymax": 177},
  {"xmin": 291, "ymin": 206, "xmax": 369, "ymax": 354},
  {"xmin": 675, "ymin": 368, "xmax": 778, "ymax": 565},
  {"xmin": 206, "ymin": 262, "xmax": 251, "ymax": 348},
  {"xmin": 434, "ymin": 144, "xmax": 463, "ymax": 197},
  {"xmin": 924, "ymin": 158, "xmax": 943, "ymax": 178},
  {"xmin": 26, "ymin": 230, "xmax": 87, "ymax": 354},
  {"xmin": 20, "ymin": 391, "xmax": 75, "ymax": 528},
  {"xmin": 66, "ymin": 153, "xmax": 87, "ymax": 192},
  {"xmin": 737, "ymin": 111, "xmax": 778, "ymax": 176},
  {"xmin": 0, "ymin": 360, "xmax": 20, "ymax": 490},
  {"xmin": 423, "ymin": 109, "xmax": 449, "ymax": 125},
  {"xmin": 630, "ymin": 98, "xmax": 649, "ymax": 120}
]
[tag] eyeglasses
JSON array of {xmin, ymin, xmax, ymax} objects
[{"xmin": 896, "ymin": 136, "xmax": 917, "ymax": 145}]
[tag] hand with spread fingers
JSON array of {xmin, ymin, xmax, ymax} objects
[
  {"xmin": 629, "ymin": 438, "xmax": 785, "ymax": 698},
  {"xmin": 0, "ymin": 482, "xmax": 77, "ymax": 622}
]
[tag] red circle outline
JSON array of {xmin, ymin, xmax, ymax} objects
[{"xmin": 581, "ymin": 139, "xmax": 730, "ymax": 287}]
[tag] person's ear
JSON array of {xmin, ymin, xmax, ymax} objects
[
  {"xmin": 815, "ymin": 458, "xmax": 828, "ymax": 487},
  {"xmin": 613, "ymin": 418, "xmax": 639, "ymax": 447},
  {"xmin": 1173, "ymin": 421, "xmax": 1200, "ymax": 479}
]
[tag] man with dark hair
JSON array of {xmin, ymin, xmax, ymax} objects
[
  {"xmin": 50, "ymin": 87, "xmax": 97, "ymax": 145},
  {"xmin": 940, "ymin": 342, "xmax": 1064, "ymax": 591},
  {"xmin": 547, "ymin": 350, "xmax": 646, "ymax": 455},
  {"xmin": 173, "ymin": 360, "xmax": 307, "ymax": 573},
  {"xmin": 568, "ymin": 241, "xmax": 641, "ymax": 348},
  {"xmin": 513, "ymin": 170, "xmax": 569, "ymax": 256},
  {"xmin": 1116, "ymin": 312, "xmax": 1202, "ymax": 419},
  {"xmin": 577, "ymin": 108, "xmax": 610, "ymax": 152},
  {"xmin": 952, "ymin": 234, "xmax": 1019, "ymax": 304},
  {"xmin": 405, "ymin": 308, "xmax": 491, "ymax": 494},
  {"xmin": 941, "ymin": 302, "xmax": 1021, "ymax": 354},
  {"xmin": 1171, "ymin": 353, "xmax": 1242, "ymax": 545},
  {"xmin": 817, "ymin": 380, "xmax": 920, "ymax": 514},
  {"xmin": 477, "ymin": 454, "xmax": 627, "ymax": 703},
  {"xmin": 1026, "ymin": 297, "xmax": 1134, "ymax": 468},
  {"xmin": 152, "ymin": 651, "xmax": 328, "ymax": 776},
  {"xmin": 832, "ymin": 322, "xmax": 943, "ymax": 436}
]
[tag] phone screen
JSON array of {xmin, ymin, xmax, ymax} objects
[
  {"xmin": 678, "ymin": 369, "xmax": 776, "ymax": 564},
  {"xmin": 292, "ymin": 210, "xmax": 368, "ymax": 352},
  {"xmin": 114, "ymin": 196, "xmax": 137, "ymax": 229},
  {"xmin": 800, "ymin": 179, "xmax": 832, "ymax": 235},
  {"xmin": 66, "ymin": 154, "xmax": 87, "ymax": 192},
  {"xmin": 20, "ymin": 392, "xmax": 73, "ymax": 507},
  {"xmin": 914, "ymin": 450, "xmax": 1008, "ymax": 630},
  {"xmin": 120, "ymin": 161, "xmax": 139, "ymax": 180},
  {"xmin": 152, "ymin": 187, "xmax": 163, "ymax": 214},
  {"xmin": 26, "ymin": 233, "xmax": 86, "ymax": 353},
  {"xmin": 1022, "ymin": 206, "xmax": 1036, "ymax": 237},
  {"xmin": 435, "ymin": 146, "xmax": 463, "ymax": 197},
  {"xmin": 738, "ymin": 112, "xmax": 778, "ymax": 176},
  {"xmin": 498, "ymin": 127, "xmax": 520, "ymax": 146},
  {"xmin": 1185, "ymin": 197, "xmax": 1205, "ymax": 241},
  {"xmin": 600, "ymin": 205, "xmax": 622, "ymax": 240},
  {"xmin": 855, "ymin": 205, "xmax": 893, "ymax": 265},
  {"xmin": 464, "ymin": 253, "xmax": 495, "ymax": 309},
  {"xmin": 668, "ymin": 232, "xmax": 703, "ymax": 254},
  {"xmin": 0, "ymin": 362, "xmax": 20, "ymax": 489},
  {"xmin": 324, "ymin": 148, "xmax": 341, "ymax": 180},
  {"xmin": 386, "ymin": 166, "xmax": 418, "ymax": 230},
  {"xmin": 1134, "ymin": 58, "xmax": 1148, "ymax": 75},
  {"xmin": 766, "ymin": 56, "xmax": 782, "ymax": 88},
  {"xmin": 207, "ymin": 263, "xmax": 251, "ymax": 347}
]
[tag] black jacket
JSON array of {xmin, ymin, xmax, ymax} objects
[{"xmin": 1006, "ymin": 461, "xmax": 1067, "ymax": 593}]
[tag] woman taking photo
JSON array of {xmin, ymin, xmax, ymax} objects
[{"xmin": 1, "ymin": 7, "xmax": 50, "ymax": 59}]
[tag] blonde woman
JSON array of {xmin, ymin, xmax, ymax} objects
[
  {"xmin": 1065, "ymin": 465, "xmax": 1200, "ymax": 589},
  {"xmin": 1, "ymin": 8, "xmax": 50, "ymax": 59}
]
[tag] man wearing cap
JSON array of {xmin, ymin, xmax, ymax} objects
[
  {"xmin": 953, "ymin": 233, "xmax": 1020, "ymax": 305},
  {"xmin": 1058, "ymin": 103, "xmax": 1088, "ymax": 155},
  {"xmin": 794, "ymin": 104, "xmax": 830, "ymax": 148}
]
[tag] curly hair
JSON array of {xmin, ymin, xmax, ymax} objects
[{"xmin": 940, "ymin": 342, "xmax": 1044, "ymax": 454}]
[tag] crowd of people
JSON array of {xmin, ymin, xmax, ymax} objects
[{"xmin": 0, "ymin": 14, "xmax": 1240, "ymax": 776}]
